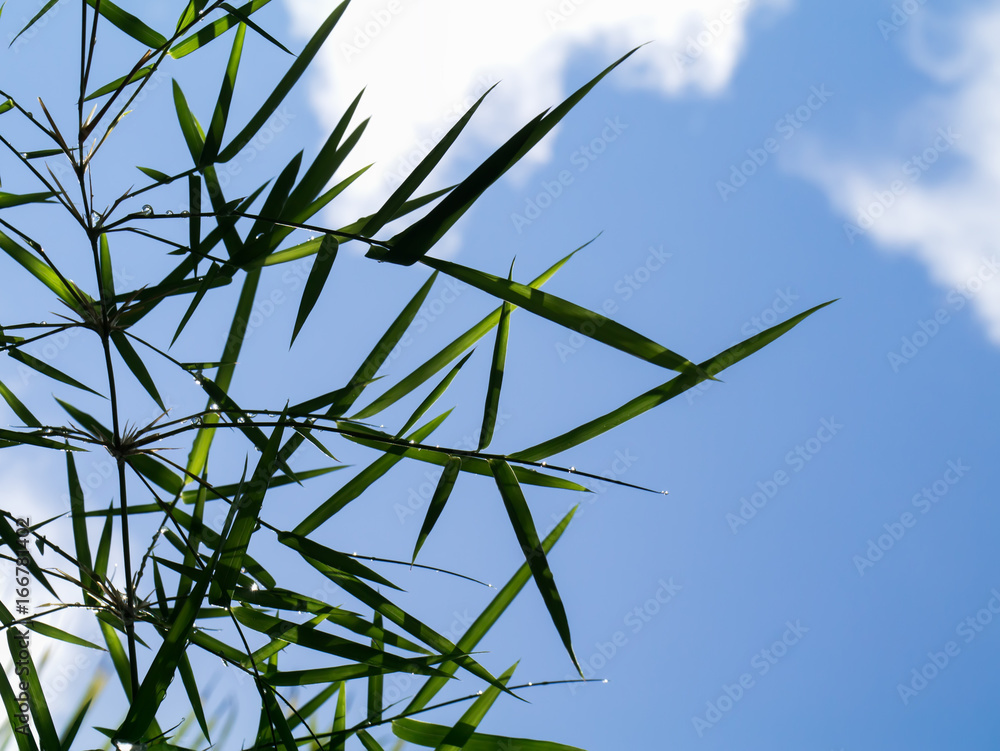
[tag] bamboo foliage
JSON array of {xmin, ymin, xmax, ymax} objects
[{"xmin": 0, "ymin": 2, "xmax": 832, "ymax": 749}]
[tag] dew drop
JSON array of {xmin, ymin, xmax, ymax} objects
[
  {"xmin": 527, "ymin": 681, "xmax": 533, "ymax": 686},
  {"xmin": 157, "ymin": 526, "xmax": 166, "ymax": 536},
  {"xmin": 237, "ymin": 417, "xmax": 245, "ymax": 424},
  {"xmin": 91, "ymin": 211, "xmax": 101, "ymax": 224},
  {"xmin": 602, "ymin": 679, "xmax": 608, "ymax": 684},
  {"xmin": 20, "ymin": 152, "xmax": 28, "ymax": 159},
  {"xmin": 165, "ymin": 210, "xmax": 174, "ymax": 216},
  {"xmin": 477, "ymin": 690, "xmax": 483, "ymax": 695},
  {"xmin": 141, "ymin": 204, "xmax": 153, "ymax": 216},
  {"xmin": 569, "ymin": 466, "xmax": 576, "ymax": 473},
  {"xmin": 180, "ymin": 210, "xmax": 189, "ymax": 216},
  {"xmin": 250, "ymin": 582, "xmax": 259, "ymax": 592},
  {"xmin": 209, "ymin": 403, "xmax": 219, "ymax": 411},
  {"xmin": 540, "ymin": 461, "xmax": 547, "ymax": 467}
]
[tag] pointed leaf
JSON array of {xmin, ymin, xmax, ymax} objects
[
  {"xmin": 291, "ymin": 234, "xmax": 338, "ymax": 344},
  {"xmin": 489, "ymin": 459, "xmax": 579, "ymax": 674},
  {"xmin": 412, "ymin": 456, "xmax": 461, "ymax": 563}
]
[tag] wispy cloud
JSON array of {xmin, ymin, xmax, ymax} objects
[
  {"xmin": 283, "ymin": 0, "xmax": 790, "ymax": 238},
  {"xmin": 786, "ymin": 4, "xmax": 1000, "ymax": 344}
]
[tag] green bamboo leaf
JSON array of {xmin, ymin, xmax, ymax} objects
[
  {"xmin": 172, "ymin": 80, "xmax": 206, "ymax": 164},
  {"xmin": 327, "ymin": 271, "xmax": 439, "ymax": 419},
  {"xmin": 84, "ymin": 66, "xmax": 153, "ymax": 101},
  {"xmin": 489, "ymin": 459, "xmax": 580, "ymax": 675},
  {"xmin": 276, "ymin": 531, "xmax": 402, "ymax": 590},
  {"xmin": 179, "ymin": 466, "xmax": 342, "ymax": 503},
  {"xmin": 8, "ymin": 0, "xmax": 60, "ymax": 48},
  {"xmin": 135, "ymin": 165, "xmax": 174, "ymax": 183},
  {"xmin": 297, "ymin": 564, "xmax": 505, "ymax": 695},
  {"xmin": 20, "ymin": 149, "xmax": 63, "ymax": 160},
  {"xmin": 359, "ymin": 83, "xmax": 498, "ymax": 238},
  {"xmin": 370, "ymin": 49, "xmax": 640, "ymax": 266},
  {"xmin": 396, "ymin": 350, "xmax": 474, "ymax": 436},
  {"xmin": 185, "ymin": 268, "xmax": 260, "ymax": 480},
  {"xmin": 291, "ymin": 234, "xmax": 338, "ymax": 345},
  {"xmin": 413, "ymin": 664, "xmax": 517, "ymax": 751},
  {"xmin": 55, "ymin": 398, "xmax": 112, "ymax": 442},
  {"xmin": 115, "ymin": 567, "xmax": 212, "ymax": 743},
  {"xmin": 0, "ymin": 427, "xmax": 81, "ymax": 452},
  {"xmin": 98, "ymin": 234, "xmax": 115, "ymax": 308},
  {"xmin": 66, "ymin": 453, "xmax": 96, "ymax": 603},
  {"xmin": 6, "ymin": 629, "xmax": 61, "ymax": 751},
  {"xmin": 353, "ymin": 243, "xmax": 584, "ymax": 419},
  {"xmin": 110, "ymin": 332, "xmax": 166, "ymax": 411},
  {"xmin": 171, "ymin": 261, "xmax": 222, "ymax": 345},
  {"xmin": 405, "ymin": 507, "xmax": 575, "ymax": 713},
  {"xmin": 84, "ymin": 0, "xmax": 167, "ymax": 48},
  {"xmin": 177, "ymin": 654, "xmax": 211, "ymax": 743},
  {"xmin": 0, "ymin": 380, "xmax": 41, "ymax": 427},
  {"xmin": 280, "ymin": 88, "xmax": 366, "ymax": 221},
  {"xmin": 235, "ymin": 151, "xmax": 303, "ymax": 266},
  {"xmin": 211, "ymin": 415, "xmax": 286, "ymax": 605},
  {"xmin": 292, "ymin": 411, "xmax": 449, "ymax": 536},
  {"xmin": 393, "ymin": 717, "xmax": 585, "ymax": 751},
  {"xmin": 367, "ymin": 611, "xmax": 384, "ymax": 726},
  {"xmin": 0, "ymin": 228, "xmax": 81, "ymax": 310},
  {"xmin": 22, "ymin": 621, "xmax": 104, "ymax": 651},
  {"xmin": 0, "ymin": 633, "xmax": 40, "ymax": 751},
  {"xmin": 265, "ymin": 663, "xmax": 407, "ymax": 687},
  {"xmin": 0, "ymin": 98, "xmax": 13, "ymax": 115},
  {"xmin": 220, "ymin": 2, "xmax": 291, "ymax": 54},
  {"xmin": 217, "ymin": 0, "xmax": 350, "ymax": 162},
  {"xmin": 0, "ymin": 191, "xmax": 56, "ymax": 208},
  {"xmin": 422, "ymin": 255, "xmax": 700, "ymax": 376},
  {"xmin": 127, "ymin": 454, "xmax": 183, "ymax": 495},
  {"xmin": 58, "ymin": 672, "xmax": 105, "ymax": 750},
  {"xmin": 412, "ymin": 456, "xmax": 461, "ymax": 563},
  {"xmin": 7, "ymin": 350, "xmax": 100, "ymax": 396},
  {"xmin": 479, "ymin": 263, "xmax": 513, "ymax": 451},
  {"xmin": 232, "ymin": 609, "xmax": 447, "ymax": 677},
  {"xmin": 200, "ymin": 21, "xmax": 246, "ymax": 165},
  {"xmin": 511, "ymin": 300, "xmax": 837, "ymax": 462},
  {"xmin": 358, "ymin": 729, "xmax": 386, "ymax": 751},
  {"xmin": 170, "ymin": 0, "xmax": 274, "ymax": 58}
]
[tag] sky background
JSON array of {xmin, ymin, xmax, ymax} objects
[{"xmin": 2, "ymin": 0, "xmax": 1000, "ymax": 749}]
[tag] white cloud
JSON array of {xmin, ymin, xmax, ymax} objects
[
  {"xmin": 786, "ymin": 4, "xmax": 1000, "ymax": 344},
  {"xmin": 283, "ymin": 0, "xmax": 790, "ymax": 239}
]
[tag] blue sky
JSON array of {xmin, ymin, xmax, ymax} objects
[{"xmin": 2, "ymin": 0, "xmax": 1000, "ymax": 749}]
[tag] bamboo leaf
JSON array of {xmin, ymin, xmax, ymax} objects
[
  {"xmin": 177, "ymin": 654, "xmax": 211, "ymax": 743},
  {"xmin": 353, "ymin": 243, "xmax": 585, "ymax": 419},
  {"xmin": 371, "ymin": 49, "xmax": 639, "ymax": 266},
  {"xmin": 405, "ymin": 508, "xmax": 576, "ymax": 713},
  {"xmin": 173, "ymin": 80, "xmax": 206, "ymax": 164},
  {"xmin": 412, "ymin": 456, "xmax": 461, "ymax": 563},
  {"xmin": 393, "ymin": 717, "xmax": 585, "ymax": 751},
  {"xmin": 84, "ymin": 66, "xmax": 153, "ymax": 101},
  {"xmin": 291, "ymin": 234, "xmax": 338, "ymax": 345},
  {"xmin": 292, "ymin": 411, "xmax": 450, "ymax": 536},
  {"xmin": 396, "ymin": 350, "xmax": 474, "ymax": 436},
  {"xmin": 511, "ymin": 300, "xmax": 838, "ymax": 462},
  {"xmin": 489, "ymin": 459, "xmax": 580, "ymax": 675},
  {"xmin": 111, "ymin": 332, "xmax": 166, "ymax": 411},
  {"xmin": 276, "ymin": 531, "xmax": 402, "ymax": 591},
  {"xmin": 479, "ymin": 263, "xmax": 513, "ymax": 451},
  {"xmin": 6, "ymin": 628, "xmax": 61, "ymax": 751},
  {"xmin": 220, "ymin": 2, "xmax": 291, "ymax": 54},
  {"xmin": 7, "ymin": 350, "xmax": 100, "ymax": 396},
  {"xmin": 0, "ymin": 191, "xmax": 56, "ymax": 208},
  {"xmin": 200, "ymin": 21, "xmax": 246, "ymax": 165},
  {"xmin": 84, "ymin": 0, "xmax": 167, "ymax": 48},
  {"xmin": 9, "ymin": 0, "xmax": 61, "ymax": 48},
  {"xmin": 217, "ymin": 1, "xmax": 350, "ymax": 162},
  {"xmin": 0, "ymin": 380, "xmax": 41, "ymax": 427},
  {"xmin": 170, "ymin": 0, "xmax": 274, "ymax": 58},
  {"xmin": 422, "ymin": 254, "xmax": 700, "ymax": 376}
]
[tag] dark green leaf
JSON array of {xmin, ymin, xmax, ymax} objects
[
  {"xmin": 291, "ymin": 235, "xmax": 338, "ymax": 345},
  {"xmin": 412, "ymin": 456, "xmax": 461, "ymax": 563},
  {"xmin": 84, "ymin": 0, "xmax": 167, "ymax": 48}
]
